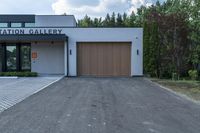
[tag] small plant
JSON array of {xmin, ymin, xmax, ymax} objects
[
  {"xmin": 188, "ymin": 70, "xmax": 198, "ymax": 80},
  {"xmin": 172, "ymin": 72, "xmax": 179, "ymax": 81},
  {"xmin": 0, "ymin": 72, "xmax": 38, "ymax": 77}
]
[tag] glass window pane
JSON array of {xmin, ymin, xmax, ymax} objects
[
  {"xmin": 6, "ymin": 45, "xmax": 17, "ymax": 71},
  {"xmin": 21, "ymin": 45, "xmax": 31, "ymax": 70},
  {"xmin": 0, "ymin": 23, "xmax": 8, "ymax": 27},
  {"xmin": 25, "ymin": 23, "xmax": 35, "ymax": 27},
  {"xmin": 0, "ymin": 44, "xmax": 2, "ymax": 72},
  {"xmin": 11, "ymin": 23, "xmax": 22, "ymax": 27}
]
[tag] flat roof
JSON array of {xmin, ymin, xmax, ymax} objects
[{"xmin": 0, "ymin": 14, "xmax": 77, "ymax": 23}]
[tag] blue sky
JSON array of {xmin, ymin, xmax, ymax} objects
[{"xmin": 0, "ymin": 0, "xmax": 165, "ymax": 19}]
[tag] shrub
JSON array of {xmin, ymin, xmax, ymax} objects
[
  {"xmin": 0, "ymin": 72, "xmax": 38, "ymax": 77},
  {"xmin": 172, "ymin": 72, "xmax": 179, "ymax": 81},
  {"xmin": 188, "ymin": 70, "xmax": 198, "ymax": 80}
]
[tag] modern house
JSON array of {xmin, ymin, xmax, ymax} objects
[{"xmin": 0, "ymin": 15, "xmax": 143, "ymax": 77}]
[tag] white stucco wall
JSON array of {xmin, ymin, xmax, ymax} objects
[
  {"xmin": 1, "ymin": 27, "xmax": 143, "ymax": 76},
  {"xmin": 65, "ymin": 28, "xmax": 143, "ymax": 76},
  {"xmin": 31, "ymin": 42, "xmax": 64, "ymax": 75}
]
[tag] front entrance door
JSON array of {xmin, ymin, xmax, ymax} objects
[
  {"xmin": 20, "ymin": 45, "xmax": 31, "ymax": 71},
  {"xmin": 1, "ymin": 43, "xmax": 31, "ymax": 72},
  {"xmin": 6, "ymin": 45, "xmax": 17, "ymax": 71}
]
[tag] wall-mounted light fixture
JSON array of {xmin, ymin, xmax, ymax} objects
[
  {"xmin": 70, "ymin": 49, "xmax": 72, "ymax": 55},
  {"xmin": 137, "ymin": 49, "xmax": 139, "ymax": 55}
]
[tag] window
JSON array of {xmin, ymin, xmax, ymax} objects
[
  {"xmin": 20, "ymin": 45, "xmax": 31, "ymax": 70},
  {"xmin": 0, "ymin": 23, "xmax": 8, "ymax": 27},
  {"xmin": 25, "ymin": 23, "xmax": 35, "ymax": 27},
  {"xmin": 2, "ymin": 43, "xmax": 31, "ymax": 72},
  {"xmin": 11, "ymin": 23, "xmax": 22, "ymax": 28},
  {"xmin": 0, "ymin": 44, "xmax": 2, "ymax": 72},
  {"xmin": 6, "ymin": 45, "xmax": 17, "ymax": 71}
]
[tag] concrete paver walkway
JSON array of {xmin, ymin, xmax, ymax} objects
[{"xmin": 0, "ymin": 77, "xmax": 62, "ymax": 112}]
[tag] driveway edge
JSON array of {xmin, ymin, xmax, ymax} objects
[
  {"xmin": 32, "ymin": 76, "xmax": 64, "ymax": 95},
  {"xmin": 145, "ymin": 78, "xmax": 200, "ymax": 105},
  {"xmin": 0, "ymin": 77, "xmax": 18, "ymax": 79}
]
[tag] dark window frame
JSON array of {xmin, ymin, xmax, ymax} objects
[
  {"xmin": 20, "ymin": 44, "xmax": 31, "ymax": 71},
  {"xmin": 1, "ymin": 43, "xmax": 31, "ymax": 72}
]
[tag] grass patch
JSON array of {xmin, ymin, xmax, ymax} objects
[
  {"xmin": 0, "ymin": 72, "xmax": 38, "ymax": 77},
  {"xmin": 151, "ymin": 78, "xmax": 200, "ymax": 101}
]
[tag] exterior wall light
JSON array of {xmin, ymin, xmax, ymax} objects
[
  {"xmin": 70, "ymin": 49, "xmax": 72, "ymax": 55},
  {"xmin": 137, "ymin": 49, "xmax": 139, "ymax": 55}
]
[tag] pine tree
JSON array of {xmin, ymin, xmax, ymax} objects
[
  {"xmin": 103, "ymin": 13, "xmax": 111, "ymax": 27},
  {"xmin": 188, "ymin": 0, "xmax": 200, "ymax": 71},
  {"xmin": 110, "ymin": 12, "xmax": 116, "ymax": 27},
  {"xmin": 128, "ymin": 11, "xmax": 136, "ymax": 27},
  {"xmin": 78, "ymin": 15, "xmax": 92, "ymax": 27},
  {"xmin": 116, "ymin": 13, "xmax": 123, "ymax": 27},
  {"xmin": 122, "ymin": 13, "xmax": 128, "ymax": 26},
  {"xmin": 93, "ymin": 18, "xmax": 99, "ymax": 27}
]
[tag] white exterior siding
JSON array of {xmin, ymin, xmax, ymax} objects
[
  {"xmin": 27, "ymin": 28, "xmax": 143, "ymax": 76},
  {"xmin": 31, "ymin": 42, "xmax": 64, "ymax": 75},
  {"xmin": 66, "ymin": 28, "xmax": 143, "ymax": 76}
]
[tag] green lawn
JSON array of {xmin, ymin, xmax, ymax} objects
[{"xmin": 151, "ymin": 78, "xmax": 200, "ymax": 101}]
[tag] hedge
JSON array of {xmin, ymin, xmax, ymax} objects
[{"xmin": 0, "ymin": 72, "xmax": 38, "ymax": 77}]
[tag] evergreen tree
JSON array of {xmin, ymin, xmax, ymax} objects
[
  {"xmin": 110, "ymin": 12, "xmax": 116, "ymax": 27},
  {"xmin": 188, "ymin": 0, "xmax": 200, "ymax": 71},
  {"xmin": 103, "ymin": 13, "xmax": 111, "ymax": 27},
  {"xmin": 122, "ymin": 13, "xmax": 128, "ymax": 26},
  {"xmin": 93, "ymin": 18, "xmax": 101, "ymax": 27},
  {"xmin": 116, "ymin": 13, "xmax": 123, "ymax": 27},
  {"xmin": 78, "ymin": 15, "xmax": 92, "ymax": 27},
  {"xmin": 127, "ymin": 12, "xmax": 136, "ymax": 27}
]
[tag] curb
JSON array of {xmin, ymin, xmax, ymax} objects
[
  {"xmin": 0, "ymin": 77, "xmax": 18, "ymax": 79},
  {"xmin": 32, "ymin": 76, "xmax": 64, "ymax": 95}
]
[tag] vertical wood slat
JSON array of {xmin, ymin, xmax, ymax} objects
[{"xmin": 77, "ymin": 42, "xmax": 131, "ymax": 77}]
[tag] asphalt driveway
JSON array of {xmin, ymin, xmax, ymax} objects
[{"xmin": 0, "ymin": 78, "xmax": 199, "ymax": 133}]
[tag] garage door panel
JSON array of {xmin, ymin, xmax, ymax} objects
[
  {"xmin": 90, "ymin": 44, "xmax": 97, "ymax": 75},
  {"xmin": 121, "ymin": 44, "xmax": 131, "ymax": 76},
  {"xmin": 104, "ymin": 44, "xmax": 113, "ymax": 76},
  {"xmin": 77, "ymin": 42, "xmax": 131, "ymax": 77}
]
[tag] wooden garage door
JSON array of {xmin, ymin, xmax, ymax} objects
[{"xmin": 77, "ymin": 42, "xmax": 131, "ymax": 77}]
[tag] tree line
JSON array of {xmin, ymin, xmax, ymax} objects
[
  {"xmin": 78, "ymin": 12, "xmax": 139, "ymax": 27},
  {"xmin": 77, "ymin": 0, "xmax": 200, "ymax": 79}
]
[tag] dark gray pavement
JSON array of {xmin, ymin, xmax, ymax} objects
[{"xmin": 0, "ymin": 77, "xmax": 199, "ymax": 133}]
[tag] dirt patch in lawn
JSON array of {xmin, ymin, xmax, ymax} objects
[{"xmin": 151, "ymin": 78, "xmax": 200, "ymax": 101}]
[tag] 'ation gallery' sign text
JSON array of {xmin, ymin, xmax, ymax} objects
[{"xmin": 0, "ymin": 29, "xmax": 63, "ymax": 35}]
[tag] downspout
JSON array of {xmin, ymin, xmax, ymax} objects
[{"xmin": 66, "ymin": 37, "xmax": 69, "ymax": 77}]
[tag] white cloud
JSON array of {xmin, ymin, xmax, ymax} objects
[{"xmin": 52, "ymin": 0, "xmax": 153, "ymax": 19}]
